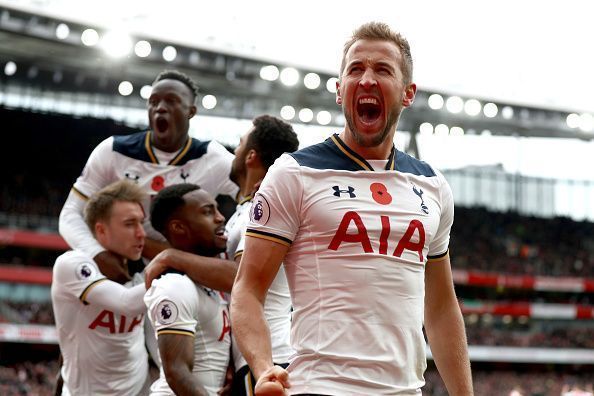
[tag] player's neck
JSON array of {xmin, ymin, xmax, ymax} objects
[
  {"xmin": 240, "ymin": 168, "xmax": 265, "ymax": 198},
  {"xmin": 338, "ymin": 129, "xmax": 395, "ymax": 160}
]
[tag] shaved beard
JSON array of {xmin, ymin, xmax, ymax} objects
[{"xmin": 343, "ymin": 105, "xmax": 400, "ymax": 148}]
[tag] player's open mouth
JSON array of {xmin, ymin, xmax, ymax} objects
[
  {"xmin": 215, "ymin": 227, "xmax": 227, "ymax": 240},
  {"xmin": 155, "ymin": 118, "xmax": 169, "ymax": 133},
  {"xmin": 356, "ymin": 97, "xmax": 382, "ymax": 124}
]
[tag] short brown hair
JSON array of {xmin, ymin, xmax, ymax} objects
[
  {"xmin": 340, "ymin": 22, "xmax": 413, "ymax": 84},
  {"xmin": 84, "ymin": 180, "xmax": 146, "ymax": 234}
]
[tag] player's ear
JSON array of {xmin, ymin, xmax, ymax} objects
[
  {"xmin": 94, "ymin": 222, "xmax": 106, "ymax": 238},
  {"xmin": 189, "ymin": 105, "xmax": 197, "ymax": 119},
  {"xmin": 336, "ymin": 79, "xmax": 342, "ymax": 105},
  {"xmin": 168, "ymin": 219, "xmax": 186, "ymax": 236},
  {"xmin": 402, "ymin": 83, "xmax": 416, "ymax": 108},
  {"xmin": 246, "ymin": 149, "xmax": 260, "ymax": 166}
]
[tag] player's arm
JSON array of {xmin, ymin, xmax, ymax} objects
[
  {"xmin": 142, "ymin": 237, "xmax": 171, "ymax": 260},
  {"xmin": 145, "ymin": 248, "xmax": 238, "ymax": 292},
  {"xmin": 424, "ymin": 253, "xmax": 473, "ymax": 395},
  {"xmin": 84, "ymin": 280, "xmax": 146, "ymax": 316},
  {"xmin": 158, "ymin": 333, "xmax": 206, "ymax": 396},
  {"xmin": 230, "ymin": 235, "xmax": 290, "ymax": 391}
]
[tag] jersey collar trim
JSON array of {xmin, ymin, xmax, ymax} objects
[
  {"xmin": 144, "ymin": 131, "xmax": 159, "ymax": 164},
  {"xmin": 330, "ymin": 134, "xmax": 396, "ymax": 171},
  {"xmin": 238, "ymin": 195, "xmax": 254, "ymax": 205},
  {"xmin": 168, "ymin": 138, "xmax": 192, "ymax": 166}
]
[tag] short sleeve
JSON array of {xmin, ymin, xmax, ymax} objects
[
  {"xmin": 144, "ymin": 274, "xmax": 198, "ymax": 337},
  {"xmin": 207, "ymin": 140, "xmax": 239, "ymax": 199},
  {"xmin": 427, "ymin": 170, "xmax": 454, "ymax": 259},
  {"xmin": 245, "ymin": 154, "xmax": 303, "ymax": 247},
  {"xmin": 52, "ymin": 251, "xmax": 107, "ymax": 304},
  {"xmin": 72, "ymin": 137, "xmax": 115, "ymax": 198}
]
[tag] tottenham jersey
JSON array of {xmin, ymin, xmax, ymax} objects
[
  {"xmin": 72, "ymin": 131, "xmax": 238, "ymax": 240},
  {"xmin": 245, "ymin": 134, "xmax": 454, "ymax": 395},
  {"xmin": 144, "ymin": 273, "xmax": 231, "ymax": 396},
  {"xmin": 51, "ymin": 250, "xmax": 148, "ymax": 396},
  {"xmin": 225, "ymin": 197, "xmax": 293, "ymax": 371}
]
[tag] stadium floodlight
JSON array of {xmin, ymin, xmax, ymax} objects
[
  {"xmin": 140, "ymin": 85, "xmax": 152, "ymax": 100},
  {"xmin": 202, "ymin": 94, "xmax": 217, "ymax": 110},
  {"xmin": 419, "ymin": 122, "xmax": 433, "ymax": 135},
  {"xmin": 501, "ymin": 106, "xmax": 514, "ymax": 120},
  {"xmin": 280, "ymin": 67, "xmax": 299, "ymax": 86},
  {"xmin": 316, "ymin": 110, "xmax": 332, "ymax": 125},
  {"xmin": 445, "ymin": 96, "xmax": 464, "ymax": 114},
  {"xmin": 4, "ymin": 61, "xmax": 17, "ymax": 76},
  {"xmin": 566, "ymin": 113, "xmax": 580, "ymax": 129},
  {"xmin": 304, "ymin": 73, "xmax": 321, "ymax": 89},
  {"xmin": 427, "ymin": 94, "xmax": 444, "ymax": 110},
  {"xmin": 280, "ymin": 105, "xmax": 295, "ymax": 120},
  {"xmin": 464, "ymin": 99, "xmax": 481, "ymax": 116},
  {"xmin": 134, "ymin": 40, "xmax": 152, "ymax": 58},
  {"xmin": 579, "ymin": 113, "xmax": 594, "ymax": 132},
  {"xmin": 298, "ymin": 108, "xmax": 313, "ymax": 122},
  {"xmin": 326, "ymin": 77, "xmax": 338, "ymax": 93},
  {"xmin": 102, "ymin": 30, "xmax": 132, "ymax": 58},
  {"xmin": 450, "ymin": 126, "xmax": 465, "ymax": 136},
  {"xmin": 55, "ymin": 23, "xmax": 70, "ymax": 40},
  {"xmin": 162, "ymin": 46, "xmax": 177, "ymax": 62},
  {"xmin": 435, "ymin": 124, "xmax": 449, "ymax": 136},
  {"xmin": 118, "ymin": 81, "xmax": 133, "ymax": 96},
  {"xmin": 81, "ymin": 29, "xmax": 100, "ymax": 46},
  {"xmin": 259, "ymin": 65, "xmax": 279, "ymax": 81},
  {"xmin": 483, "ymin": 102, "xmax": 498, "ymax": 118}
]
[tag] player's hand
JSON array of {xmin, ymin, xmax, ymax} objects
[
  {"xmin": 254, "ymin": 366, "xmax": 290, "ymax": 396},
  {"xmin": 94, "ymin": 251, "xmax": 131, "ymax": 284},
  {"xmin": 145, "ymin": 248, "xmax": 175, "ymax": 289},
  {"xmin": 217, "ymin": 364, "xmax": 234, "ymax": 396}
]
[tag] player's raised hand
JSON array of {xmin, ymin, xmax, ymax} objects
[
  {"xmin": 144, "ymin": 249, "xmax": 174, "ymax": 289},
  {"xmin": 255, "ymin": 366, "xmax": 290, "ymax": 396}
]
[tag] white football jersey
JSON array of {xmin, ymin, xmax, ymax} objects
[
  {"xmin": 72, "ymin": 131, "xmax": 238, "ymax": 241},
  {"xmin": 144, "ymin": 273, "xmax": 231, "ymax": 396},
  {"xmin": 225, "ymin": 197, "xmax": 293, "ymax": 371},
  {"xmin": 246, "ymin": 134, "xmax": 454, "ymax": 395},
  {"xmin": 51, "ymin": 250, "xmax": 149, "ymax": 396}
]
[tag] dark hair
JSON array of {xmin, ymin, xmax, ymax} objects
[
  {"xmin": 248, "ymin": 115, "xmax": 300, "ymax": 169},
  {"xmin": 150, "ymin": 183, "xmax": 201, "ymax": 235},
  {"xmin": 84, "ymin": 180, "xmax": 145, "ymax": 234},
  {"xmin": 153, "ymin": 70, "xmax": 199, "ymax": 103},
  {"xmin": 340, "ymin": 21, "xmax": 413, "ymax": 84}
]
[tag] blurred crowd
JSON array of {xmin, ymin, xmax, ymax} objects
[{"xmin": 0, "ymin": 360, "xmax": 58, "ymax": 396}]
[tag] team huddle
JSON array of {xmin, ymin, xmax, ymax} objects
[{"xmin": 50, "ymin": 22, "xmax": 473, "ymax": 396}]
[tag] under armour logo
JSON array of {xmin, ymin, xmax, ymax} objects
[
  {"xmin": 125, "ymin": 172, "xmax": 140, "ymax": 183},
  {"xmin": 413, "ymin": 185, "xmax": 429, "ymax": 214},
  {"xmin": 180, "ymin": 169, "xmax": 189, "ymax": 181},
  {"xmin": 332, "ymin": 186, "xmax": 356, "ymax": 198}
]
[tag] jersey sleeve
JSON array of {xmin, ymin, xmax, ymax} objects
[
  {"xmin": 427, "ymin": 170, "xmax": 454, "ymax": 260},
  {"xmin": 245, "ymin": 154, "xmax": 303, "ymax": 247},
  {"xmin": 72, "ymin": 137, "xmax": 115, "ymax": 198},
  {"xmin": 52, "ymin": 251, "xmax": 107, "ymax": 304},
  {"xmin": 144, "ymin": 274, "xmax": 199, "ymax": 337},
  {"xmin": 207, "ymin": 140, "xmax": 239, "ymax": 199}
]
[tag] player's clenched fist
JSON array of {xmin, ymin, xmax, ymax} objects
[{"xmin": 255, "ymin": 366, "xmax": 291, "ymax": 396}]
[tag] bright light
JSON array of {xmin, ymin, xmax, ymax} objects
[
  {"xmin": 464, "ymin": 99, "xmax": 481, "ymax": 116},
  {"xmin": 81, "ymin": 29, "xmax": 99, "ymax": 46},
  {"xmin": 55, "ymin": 23, "xmax": 70, "ymax": 40},
  {"xmin": 189, "ymin": 51, "xmax": 201, "ymax": 65},
  {"xmin": 502, "ymin": 106, "xmax": 514, "ymax": 119},
  {"xmin": 140, "ymin": 85, "xmax": 152, "ymax": 99},
  {"xmin": 428, "ymin": 94, "xmax": 444, "ymax": 110},
  {"xmin": 4, "ymin": 61, "xmax": 16, "ymax": 76},
  {"xmin": 481, "ymin": 129, "xmax": 492, "ymax": 136},
  {"xmin": 280, "ymin": 67, "xmax": 299, "ymax": 86},
  {"xmin": 134, "ymin": 40, "xmax": 152, "ymax": 58},
  {"xmin": 566, "ymin": 113, "xmax": 580, "ymax": 129},
  {"xmin": 419, "ymin": 122, "xmax": 433, "ymax": 135},
  {"xmin": 118, "ymin": 81, "xmax": 133, "ymax": 96},
  {"xmin": 304, "ymin": 73, "xmax": 321, "ymax": 89},
  {"xmin": 202, "ymin": 94, "xmax": 217, "ymax": 109},
  {"xmin": 259, "ymin": 65, "xmax": 279, "ymax": 81},
  {"xmin": 445, "ymin": 96, "xmax": 464, "ymax": 114},
  {"xmin": 435, "ymin": 124, "xmax": 449, "ymax": 136},
  {"xmin": 326, "ymin": 77, "xmax": 338, "ymax": 93},
  {"xmin": 483, "ymin": 102, "xmax": 498, "ymax": 118},
  {"xmin": 450, "ymin": 126, "xmax": 465, "ymax": 136},
  {"xmin": 502, "ymin": 315, "xmax": 513, "ymax": 325},
  {"xmin": 317, "ymin": 110, "xmax": 332, "ymax": 125},
  {"xmin": 298, "ymin": 108, "xmax": 313, "ymax": 122},
  {"xmin": 579, "ymin": 113, "xmax": 594, "ymax": 132},
  {"xmin": 162, "ymin": 46, "xmax": 177, "ymax": 62},
  {"xmin": 102, "ymin": 31, "xmax": 132, "ymax": 58},
  {"xmin": 280, "ymin": 105, "xmax": 295, "ymax": 120}
]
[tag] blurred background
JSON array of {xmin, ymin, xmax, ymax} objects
[{"xmin": 0, "ymin": 1, "xmax": 592, "ymax": 394}]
